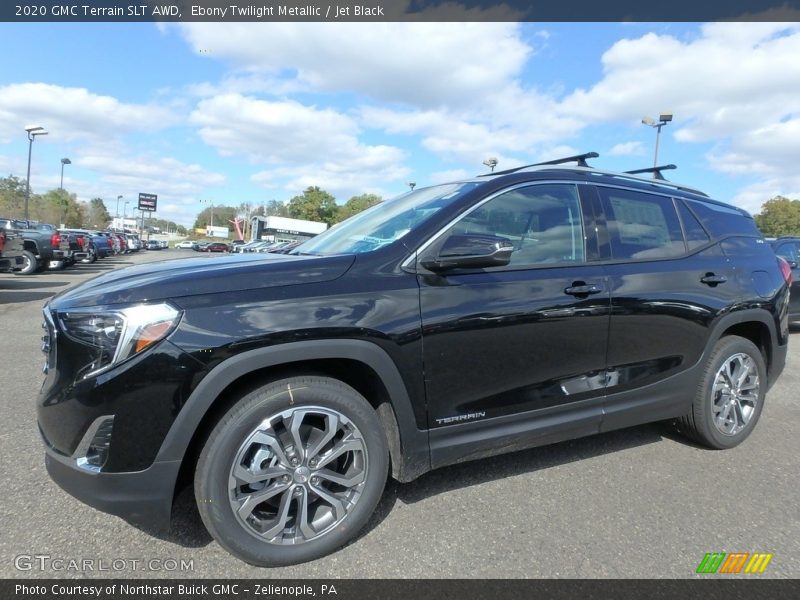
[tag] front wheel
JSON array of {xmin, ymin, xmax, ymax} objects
[
  {"xmin": 195, "ymin": 376, "xmax": 389, "ymax": 566},
  {"xmin": 678, "ymin": 335, "xmax": 767, "ymax": 449}
]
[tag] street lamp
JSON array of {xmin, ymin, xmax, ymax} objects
[
  {"xmin": 642, "ymin": 112, "xmax": 673, "ymax": 169},
  {"xmin": 483, "ymin": 157, "xmax": 498, "ymax": 172},
  {"xmin": 123, "ymin": 201, "xmax": 129, "ymax": 229},
  {"xmin": 407, "ymin": 182, "xmax": 416, "ymax": 191},
  {"xmin": 59, "ymin": 158, "xmax": 71, "ymax": 190},
  {"xmin": 24, "ymin": 125, "xmax": 48, "ymax": 220}
]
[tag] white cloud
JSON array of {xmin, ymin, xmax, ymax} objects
[
  {"xmin": 559, "ymin": 23, "xmax": 800, "ymax": 210},
  {"xmin": 0, "ymin": 83, "xmax": 176, "ymax": 143},
  {"xmin": 608, "ymin": 141, "xmax": 645, "ymax": 157},
  {"xmin": 192, "ymin": 93, "xmax": 410, "ymax": 199},
  {"xmin": 176, "ymin": 22, "xmax": 532, "ymax": 108}
]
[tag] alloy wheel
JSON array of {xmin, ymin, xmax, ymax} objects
[
  {"xmin": 711, "ymin": 352, "xmax": 760, "ymax": 436},
  {"xmin": 228, "ymin": 406, "xmax": 368, "ymax": 545}
]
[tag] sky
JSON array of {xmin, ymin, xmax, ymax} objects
[{"xmin": 0, "ymin": 20, "xmax": 799, "ymax": 227}]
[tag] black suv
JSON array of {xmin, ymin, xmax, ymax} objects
[
  {"xmin": 769, "ymin": 236, "xmax": 800, "ymax": 321},
  {"xmin": 38, "ymin": 154, "xmax": 790, "ymax": 566}
]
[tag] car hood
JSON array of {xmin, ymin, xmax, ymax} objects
[{"xmin": 50, "ymin": 252, "xmax": 355, "ymax": 309}]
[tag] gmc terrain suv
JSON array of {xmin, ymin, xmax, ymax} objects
[{"xmin": 38, "ymin": 154, "xmax": 790, "ymax": 566}]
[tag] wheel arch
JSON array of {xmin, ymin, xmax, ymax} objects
[
  {"xmin": 159, "ymin": 340, "xmax": 430, "ymax": 505},
  {"xmin": 705, "ymin": 309, "xmax": 778, "ymax": 382}
]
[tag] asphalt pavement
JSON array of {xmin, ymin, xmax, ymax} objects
[{"xmin": 1, "ymin": 249, "xmax": 798, "ymax": 579}]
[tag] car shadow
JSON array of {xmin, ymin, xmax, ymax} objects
[
  {"xmin": 0, "ymin": 279, "xmax": 68, "ymax": 290},
  {"xmin": 0, "ymin": 290, "xmax": 61, "ymax": 304},
  {"xmin": 152, "ymin": 422, "xmax": 667, "ymax": 551}
]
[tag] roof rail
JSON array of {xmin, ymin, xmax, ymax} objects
[
  {"xmin": 624, "ymin": 164, "xmax": 677, "ymax": 181},
  {"xmin": 479, "ymin": 152, "xmax": 599, "ymax": 177}
]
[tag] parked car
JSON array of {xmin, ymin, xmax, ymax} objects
[
  {"xmin": 202, "ymin": 242, "xmax": 229, "ymax": 253},
  {"xmin": 37, "ymin": 153, "xmax": 790, "ymax": 567},
  {"xmin": 193, "ymin": 241, "xmax": 211, "ymax": 251},
  {"xmin": 769, "ymin": 237, "xmax": 800, "ymax": 322},
  {"xmin": 175, "ymin": 240, "xmax": 197, "ymax": 249},
  {"xmin": 59, "ymin": 229, "xmax": 111, "ymax": 263},
  {"xmin": 125, "ymin": 235, "xmax": 141, "ymax": 252},
  {"xmin": 145, "ymin": 239, "xmax": 162, "ymax": 250},
  {"xmin": 0, "ymin": 220, "xmax": 25, "ymax": 272},
  {"xmin": 1, "ymin": 218, "xmax": 70, "ymax": 274}
]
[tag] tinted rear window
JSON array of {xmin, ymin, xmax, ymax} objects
[
  {"xmin": 685, "ymin": 199, "xmax": 759, "ymax": 237},
  {"xmin": 676, "ymin": 200, "xmax": 710, "ymax": 250}
]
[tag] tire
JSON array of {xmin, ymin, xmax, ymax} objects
[
  {"xmin": 81, "ymin": 250, "xmax": 97, "ymax": 264},
  {"xmin": 678, "ymin": 335, "xmax": 766, "ymax": 449},
  {"xmin": 15, "ymin": 250, "xmax": 39, "ymax": 275},
  {"xmin": 195, "ymin": 376, "xmax": 389, "ymax": 566}
]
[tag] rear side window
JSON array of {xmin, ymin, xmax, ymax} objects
[
  {"xmin": 599, "ymin": 188, "xmax": 685, "ymax": 260},
  {"xmin": 676, "ymin": 200, "xmax": 710, "ymax": 250},
  {"xmin": 774, "ymin": 242, "xmax": 799, "ymax": 263},
  {"xmin": 685, "ymin": 199, "xmax": 759, "ymax": 237}
]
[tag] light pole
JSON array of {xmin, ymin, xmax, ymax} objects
[
  {"xmin": 123, "ymin": 201, "xmax": 129, "ymax": 229},
  {"xmin": 24, "ymin": 125, "xmax": 48, "ymax": 221},
  {"xmin": 642, "ymin": 113, "xmax": 673, "ymax": 169},
  {"xmin": 407, "ymin": 182, "xmax": 416, "ymax": 191},
  {"xmin": 59, "ymin": 157, "xmax": 71, "ymax": 190},
  {"xmin": 482, "ymin": 157, "xmax": 498, "ymax": 172},
  {"xmin": 115, "ymin": 195, "xmax": 123, "ymax": 221}
]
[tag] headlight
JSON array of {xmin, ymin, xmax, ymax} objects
[{"xmin": 59, "ymin": 303, "xmax": 181, "ymax": 378}]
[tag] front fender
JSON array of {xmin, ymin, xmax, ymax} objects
[{"xmin": 155, "ymin": 339, "xmax": 430, "ymax": 482}]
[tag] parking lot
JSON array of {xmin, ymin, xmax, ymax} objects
[{"xmin": 1, "ymin": 249, "xmax": 798, "ymax": 579}]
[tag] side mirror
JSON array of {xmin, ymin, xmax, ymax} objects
[{"xmin": 421, "ymin": 234, "xmax": 514, "ymax": 272}]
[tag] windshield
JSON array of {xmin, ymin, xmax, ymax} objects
[{"xmin": 295, "ymin": 182, "xmax": 480, "ymax": 256}]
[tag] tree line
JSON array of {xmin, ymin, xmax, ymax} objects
[
  {"xmin": 0, "ymin": 175, "xmax": 112, "ymax": 228},
  {"xmin": 193, "ymin": 187, "xmax": 382, "ymax": 230}
]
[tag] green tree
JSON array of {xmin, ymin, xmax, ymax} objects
[
  {"xmin": 263, "ymin": 199, "xmax": 290, "ymax": 218},
  {"xmin": 287, "ymin": 186, "xmax": 338, "ymax": 225},
  {"xmin": 755, "ymin": 196, "xmax": 800, "ymax": 237},
  {"xmin": 85, "ymin": 198, "xmax": 112, "ymax": 229},
  {"xmin": 32, "ymin": 189, "xmax": 85, "ymax": 227},
  {"xmin": 193, "ymin": 205, "xmax": 239, "ymax": 230},
  {"xmin": 0, "ymin": 175, "xmax": 28, "ymax": 217},
  {"xmin": 335, "ymin": 193, "xmax": 382, "ymax": 223}
]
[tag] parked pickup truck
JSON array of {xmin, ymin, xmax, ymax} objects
[
  {"xmin": 0, "ymin": 220, "xmax": 25, "ymax": 272},
  {"xmin": 0, "ymin": 219, "xmax": 71, "ymax": 274}
]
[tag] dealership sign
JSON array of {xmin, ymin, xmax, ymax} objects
[{"xmin": 138, "ymin": 193, "xmax": 157, "ymax": 212}]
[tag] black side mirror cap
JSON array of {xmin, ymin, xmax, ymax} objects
[{"xmin": 420, "ymin": 234, "xmax": 514, "ymax": 272}]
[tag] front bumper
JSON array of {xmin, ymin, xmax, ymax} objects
[{"xmin": 44, "ymin": 447, "xmax": 179, "ymax": 530}]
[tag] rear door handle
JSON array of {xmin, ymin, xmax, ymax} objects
[
  {"xmin": 564, "ymin": 283, "xmax": 603, "ymax": 296},
  {"xmin": 700, "ymin": 273, "xmax": 727, "ymax": 286}
]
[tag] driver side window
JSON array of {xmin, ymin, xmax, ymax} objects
[{"xmin": 443, "ymin": 183, "xmax": 585, "ymax": 268}]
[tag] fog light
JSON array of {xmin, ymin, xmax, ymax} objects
[{"xmin": 75, "ymin": 416, "xmax": 115, "ymax": 472}]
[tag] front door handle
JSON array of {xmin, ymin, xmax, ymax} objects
[
  {"xmin": 564, "ymin": 283, "xmax": 603, "ymax": 296},
  {"xmin": 700, "ymin": 273, "xmax": 727, "ymax": 286}
]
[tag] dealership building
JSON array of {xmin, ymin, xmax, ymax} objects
[{"xmin": 249, "ymin": 216, "xmax": 328, "ymax": 243}]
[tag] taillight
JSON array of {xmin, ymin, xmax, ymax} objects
[
  {"xmin": 77, "ymin": 236, "xmax": 85, "ymax": 249},
  {"xmin": 107, "ymin": 238, "xmax": 113, "ymax": 248},
  {"xmin": 778, "ymin": 257, "xmax": 793, "ymax": 285},
  {"xmin": 51, "ymin": 233, "xmax": 60, "ymax": 247}
]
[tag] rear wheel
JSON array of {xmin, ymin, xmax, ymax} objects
[
  {"xmin": 195, "ymin": 376, "xmax": 388, "ymax": 566},
  {"xmin": 14, "ymin": 250, "xmax": 39, "ymax": 275},
  {"xmin": 678, "ymin": 335, "xmax": 766, "ymax": 449}
]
